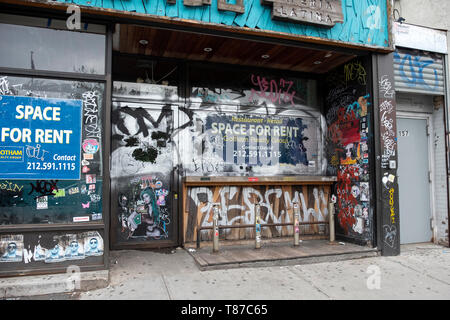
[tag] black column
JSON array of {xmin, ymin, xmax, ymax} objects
[{"xmin": 373, "ymin": 53, "xmax": 400, "ymax": 256}]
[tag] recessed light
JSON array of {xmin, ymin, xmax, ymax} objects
[
  {"xmin": 204, "ymin": 47, "xmax": 213, "ymax": 52},
  {"xmin": 261, "ymin": 54, "xmax": 270, "ymax": 59},
  {"xmin": 314, "ymin": 61, "xmax": 322, "ymax": 64},
  {"xmin": 139, "ymin": 39, "xmax": 149, "ymax": 45},
  {"xmin": 324, "ymin": 53, "xmax": 332, "ymax": 58}
]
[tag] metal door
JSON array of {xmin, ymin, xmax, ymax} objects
[
  {"xmin": 397, "ymin": 116, "xmax": 433, "ymax": 244},
  {"xmin": 110, "ymin": 100, "xmax": 177, "ymax": 248}
]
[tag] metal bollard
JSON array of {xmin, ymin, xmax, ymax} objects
[
  {"xmin": 293, "ymin": 201, "xmax": 300, "ymax": 246},
  {"xmin": 329, "ymin": 201, "xmax": 335, "ymax": 243},
  {"xmin": 255, "ymin": 204, "xmax": 261, "ymax": 249},
  {"xmin": 212, "ymin": 203, "xmax": 220, "ymax": 253}
]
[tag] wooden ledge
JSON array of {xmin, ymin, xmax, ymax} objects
[{"xmin": 183, "ymin": 175, "xmax": 337, "ymax": 186}]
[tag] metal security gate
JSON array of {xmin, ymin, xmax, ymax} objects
[{"xmin": 394, "ymin": 48, "xmax": 445, "ymax": 95}]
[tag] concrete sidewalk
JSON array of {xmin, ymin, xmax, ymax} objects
[
  {"xmin": 4, "ymin": 242, "xmax": 450, "ymax": 300},
  {"xmin": 77, "ymin": 242, "xmax": 450, "ymax": 300}
]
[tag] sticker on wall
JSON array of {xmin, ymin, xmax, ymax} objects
[
  {"xmin": 74, "ymin": 216, "xmax": 90, "ymax": 222},
  {"xmin": 308, "ymin": 161, "xmax": 316, "ymax": 168},
  {"xmin": 53, "ymin": 189, "xmax": 66, "ymax": 198},
  {"xmin": 86, "ymin": 174, "xmax": 96, "ymax": 184},
  {"xmin": 36, "ymin": 196, "xmax": 48, "ymax": 210},
  {"xmin": 90, "ymin": 194, "xmax": 101, "ymax": 203},
  {"xmin": 83, "ymin": 153, "xmax": 94, "ymax": 160},
  {"xmin": 82, "ymin": 166, "xmax": 90, "ymax": 173},
  {"xmin": 45, "ymin": 243, "xmax": 65, "ymax": 263},
  {"xmin": 82, "ymin": 139, "xmax": 99, "ymax": 154},
  {"xmin": 82, "ymin": 202, "xmax": 90, "ymax": 209},
  {"xmin": 0, "ymin": 234, "xmax": 23, "ymax": 263},
  {"xmin": 64, "ymin": 234, "xmax": 85, "ymax": 260},
  {"xmin": 351, "ymin": 185, "xmax": 360, "ymax": 199},
  {"xmin": 68, "ymin": 187, "xmax": 80, "ymax": 195},
  {"xmin": 155, "ymin": 189, "xmax": 168, "ymax": 206},
  {"xmin": 81, "ymin": 160, "xmax": 90, "ymax": 166},
  {"xmin": 81, "ymin": 184, "xmax": 87, "ymax": 194},
  {"xmin": 91, "ymin": 213, "xmax": 102, "ymax": 221},
  {"xmin": 360, "ymin": 182, "xmax": 370, "ymax": 201},
  {"xmin": 361, "ymin": 143, "xmax": 368, "ymax": 152},
  {"xmin": 83, "ymin": 231, "xmax": 104, "ymax": 257}
]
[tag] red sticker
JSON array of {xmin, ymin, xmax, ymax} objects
[{"xmin": 248, "ymin": 177, "xmax": 259, "ymax": 182}]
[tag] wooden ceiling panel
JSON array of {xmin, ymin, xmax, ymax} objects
[{"xmin": 116, "ymin": 24, "xmax": 356, "ymax": 74}]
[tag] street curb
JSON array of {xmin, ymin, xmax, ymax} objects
[{"xmin": 0, "ymin": 270, "xmax": 109, "ymax": 299}]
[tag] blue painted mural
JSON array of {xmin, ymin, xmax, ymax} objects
[{"xmin": 59, "ymin": 0, "xmax": 390, "ymax": 48}]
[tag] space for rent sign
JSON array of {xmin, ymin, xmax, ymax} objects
[
  {"xmin": 205, "ymin": 114, "xmax": 311, "ymax": 167},
  {"xmin": 0, "ymin": 95, "xmax": 82, "ymax": 180}
]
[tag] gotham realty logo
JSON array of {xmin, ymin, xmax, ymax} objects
[{"xmin": 0, "ymin": 147, "xmax": 24, "ymax": 162}]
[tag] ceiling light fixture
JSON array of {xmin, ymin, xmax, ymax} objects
[
  {"xmin": 324, "ymin": 53, "xmax": 332, "ymax": 58},
  {"xmin": 204, "ymin": 47, "xmax": 213, "ymax": 52},
  {"xmin": 261, "ymin": 54, "xmax": 270, "ymax": 59},
  {"xmin": 139, "ymin": 39, "xmax": 149, "ymax": 45},
  {"xmin": 314, "ymin": 61, "xmax": 322, "ymax": 65}
]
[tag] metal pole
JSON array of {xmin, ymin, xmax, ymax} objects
[
  {"xmin": 212, "ymin": 203, "xmax": 220, "ymax": 253},
  {"xmin": 329, "ymin": 200, "xmax": 335, "ymax": 243},
  {"xmin": 255, "ymin": 204, "xmax": 261, "ymax": 249},
  {"xmin": 293, "ymin": 201, "xmax": 300, "ymax": 246}
]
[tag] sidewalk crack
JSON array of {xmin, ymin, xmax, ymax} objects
[
  {"xmin": 161, "ymin": 274, "xmax": 173, "ymax": 300},
  {"xmin": 389, "ymin": 258, "xmax": 450, "ymax": 286},
  {"xmin": 287, "ymin": 267, "xmax": 333, "ymax": 300}
]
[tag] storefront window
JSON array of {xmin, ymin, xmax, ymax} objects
[
  {"xmin": 189, "ymin": 63, "xmax": 318, "ymax": 110},
  {"xmin": 184, "ymin": 63, "xmax": 323, "ymax": 176},
  {"xmin": 0, "ymin": 75, "xmax": 104, "ymax": 225},
  {"xmin": 0, "ymin": 23, "xmax": 106, "ymax": 74}
]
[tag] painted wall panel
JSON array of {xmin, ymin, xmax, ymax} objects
[
  {"xmin": 184, "ymin": 184, "xmax": 330, "ymax": 243},
  {"xmin": 53, "ymin": 0, "xmax": 390, "ymax": 48},
  {"xmin": 324, "ymin": 57, "xmax": 374, "ymax": 244}
]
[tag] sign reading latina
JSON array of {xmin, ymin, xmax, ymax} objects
[
  {"xmin": 179, "ymin": 0, "xmax": 343, "ymax": 27},
  {"xmin": 0, "ymin": 95, "xmax": 82, "ymax": 180}
]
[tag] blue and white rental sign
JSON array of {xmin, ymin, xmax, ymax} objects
[{"xmin": 0, "ymin": 95, "xmax": 82, "ymax": 180}]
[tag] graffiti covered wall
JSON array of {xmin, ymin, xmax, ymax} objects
[
  {"xmin": 324, "ymin": 58, "xmax": 374, "ymax": 244},
  {"xmin": 111, "ymin": 99, "xmax": 175, "ymax": 242},
  {"xmin": 0, "ymin": 75, "xmax": 104, "ymax": 226},
  {"xmin": 111, "ymin": 67, "xmax": 326, "ymax": 245},
  {"xmin": 184, "ymin": 185, "xmax": 330, "ymax": 243}
]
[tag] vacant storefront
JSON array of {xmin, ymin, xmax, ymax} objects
[{"xmin": 0, "ymin": 0, "xmax": 401, "ymax": 277}]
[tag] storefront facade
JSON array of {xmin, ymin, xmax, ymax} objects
[
  {"xmin": 393, "ymin": 21, "xmax": 449, "ymax": 246},
  {"xmin": 0, "ymin": 0, "xmax": 403, "ymax": 277}
]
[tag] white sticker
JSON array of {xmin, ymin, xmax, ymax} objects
[
  {"xmin": 37, "ymin": 196, "xmax": 48, "ymax": 210},
  {"xmin": 73, "ymin": 216, "xmax": 90, "ymax": 222}
]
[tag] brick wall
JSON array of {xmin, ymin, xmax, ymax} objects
[{"xmin": 432, "ymin": 103, "xmax": 449, "ymax": 246}]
